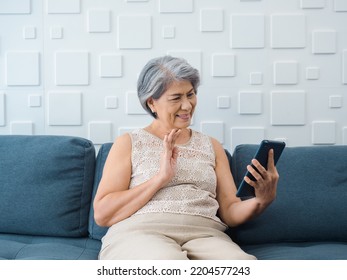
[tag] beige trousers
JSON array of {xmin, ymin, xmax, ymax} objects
[{"xmin": 99, "ymin": 213, "xmax": 256, "ymax": 260}]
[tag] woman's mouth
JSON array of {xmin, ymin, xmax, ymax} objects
[{"xmin": 176, "ymin": 114, "xmax": 190, "ymax": 121}]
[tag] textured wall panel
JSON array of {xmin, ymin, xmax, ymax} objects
[
  {"xmin": 48, "ymin": 92, "xmax": 82, "ymax": 125},
  {"xmin": 0, "ymin": 0, "xmax": 346, "ymax": 148},
  {"xmin": 0, "ymin": 93, "xmax": 5, "ymax": 126},
  {"xmin": 200, "ymin": 9, "xmax": 224, "ymax": 32},
  {"xmin": 47, "ymin": 0, "xmax": 80, "ymax": 14},
  {"xmin": 159, "ymin": 0, "xmax": 193, "ymax": 13},
  {"xmin": 10, "ymin": 121, "xmax": 33, "ymax": 135},
  {"xmin": 28, "ymin": 94, "xmax": 41, "ymax": 107},
  {"xmin": 238, "ymin": 91, "xmax": 262, "ymax": 115},
  {"xmin": 312, "ymin": 30, "xmax": 336, "ymax": 54},
  {"xmin": 105, "ymin": 96, "xmax": 118, "ymax": 109},
  {"xmin": 273, "ymin": 61, "xmax": 298, "ymax": 85},
  {"xmin": 329, "ymin": 95, "xmax": 342, "ymax": 108},
  {"xmin": 230, "ymin": 14, "xmax": 265, "ymax": 49},
  {"xmin": 50, "ymin": 26, "xmax": 63, "ymax": 39},
  {"xmin": 162, "ymin": 25, "xmax": 175, "ymax": 39},
  {"xmin": 126, "ymin": 91, "xmax": 146, "ymax": 115},
  {"xmin": 88, "ymin": 9, "xmax": 111, "ymax": 33},
  {"xmin": 334, "ymin": 0, "xmax": 347, "ymax": 11},
  {"xmin": 88, "ymin": 121, "xmax": 112, "ymax": 144},
  {"xmin": 23, "ymin": 26, "xmax": 36, "ymax": 39},
  {"xmin": 212, "ymin": 54, "xmax": 235, "ymax": 77},
  {"xmin": 0, "ymin": 0, "xmax": 31, "ymax": 14},
  {"xmin": 271, "ymin": 14, "xmax": 306, "ymax": 48},
  {"xmin": 55, "ymin": 51, "xmax": 89, "ymax": 85},
  {"xmin": 271, "ymin": 91, "xmax": 306, "ymax": 126},
  {"xmin": 118, "ymin": 15, "xmax": 151, "ymax": 49},
  {"xmin": 343, "ymin": 127, "xmax": 347, "ymax": 144},
  {"xmin": 312, "ymin": 121, "xmax": 336, "ymax": 144},
  {"xmin": 99, "ymin": 54, "xmax": 122, "ymax": 78},
  {"xmin": 343, "ymin": 50, "xmax": 347, "ymax": 84},
  {"xmin": 6, "ymin": 51, "xmax": 40, "ymax": 86},
  {"xmin": 306, "ymin": 67, "xmax": 320, "ymax": 80},
  {"xmin": 300, "ymin": 0, "xmax": 325, "ymax": 9},
  {"xmin": 217, "ymin": 96, "xmax": 230, "ymax": 109}
]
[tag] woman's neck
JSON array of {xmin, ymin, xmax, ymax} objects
[{"xmin": 145, "ymin": 122, "xmax": 192, "ymax": 144}]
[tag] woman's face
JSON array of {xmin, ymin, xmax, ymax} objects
[{"xmin": 148, "ymin": 80, "xmax": 197, "ymax": 130}]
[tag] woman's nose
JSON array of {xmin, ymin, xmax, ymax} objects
[{"xmin": 181, "ymin": 97, "xmax": 192, "ymax": 110}]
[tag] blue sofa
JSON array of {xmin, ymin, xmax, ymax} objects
[{"xmin": 1, "ymin": 135, "xmax": 346, "ymax": 259}]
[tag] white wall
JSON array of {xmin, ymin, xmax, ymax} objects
[{"xmin": 0, "ymin": 0, "xmax": 346, "ymax": 150}]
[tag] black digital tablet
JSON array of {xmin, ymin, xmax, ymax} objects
[{"xmin": 236, "ymin": 140, "xmax": 286, "ymax": 199}]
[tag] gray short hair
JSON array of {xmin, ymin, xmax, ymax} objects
[{"xmin": 137, "ymin": 56, "xmax": 200, "ymax": 118}]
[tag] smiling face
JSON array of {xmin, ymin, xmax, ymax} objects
[{"xmin": 147, "ymin": 80, "xmax": 197, "ymax": 131}]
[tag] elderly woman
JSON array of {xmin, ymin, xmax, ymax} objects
[{"xmin": 94, "ymin": 56, "xmax": 279, "ymax": 260}]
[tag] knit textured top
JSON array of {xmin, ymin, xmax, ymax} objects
[{"xmin": 129, "ymin": 128, "xmax": 222, "ymax": 223}]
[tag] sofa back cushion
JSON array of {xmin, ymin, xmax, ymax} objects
[
  {"xmin": 231, "ymin": 144, "xmax": 347, "ymax": 245},
  {"xmin": 89, "ymin": 143, "xmax": 112, "ymax": 240},
  {"xmin": 0, "ymin": 135, "xmax": 95, "ymax": 237}
]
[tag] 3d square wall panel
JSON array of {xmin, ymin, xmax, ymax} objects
[
  {"xmin": 200, "ymin": 9, "xmax": 224, "ymax": 32},
  {"xmin": 312, "ymin": 30, "xmax": 337, "ymax": 54},
  {"xmin": 159, "ymin": 0, "xmax": 193, "ymax": 13},
  {"xmin": 271, "ymin": 14, "xmax": 306, "ymax": 48},
  {"xmin": 343, "ymin": 50, "xmax": 347, "ymax": 84},
  {"xmin": 23, "ymin": 26, "xmax": 36, "ymax": 39},
  {"xmin": 212, "ymin": 54, "xmax": 235, "ymax": 77},
  {"xmin": 230, "ymin": 14, "xmax": 265, "ymax": 49},
  {"xmin": 47, "ymin": 0, "xmax": 80, "ymax": 14},
  {"xmin": 312, "ymin": 121, "xmax": 336, "ymax": 144},
  {"xmin": 0, "ymin": 93, "xmax": 5, "ymax": 126},
  {"xmin": 28, "ymin": 95, "xmax": 41, "ymax": 108},
  {"xmin": 50, "ymin": 26, "xmax": 63, "ymax": 39},
  {"xmin": 55, "ymin": 51, "xmax": 89, "ymax": 86},
  {"xmin": 162, "ymin": 25, "xmax": 175, "ymax": 39},
  {"xmin": 48, "ymin": 92, "xmax": 82, "ymax": 126},
  {"xmin": 10, "ymin": 121, "xmax": 33, "ymax": 135},
  {"xmin": 238, "ymin": 91, "xmax": 262, "ymax": 114},
  {"xmin": 118, "ymin": 15, "xmax": 152, "ymax": 49},
  {"xmin": 88, "ymin": 121, "xmax": 112, "ymax": 144},
  {"xmin": 99, "ymin": 54, "xmax": 122, "ymax": 78},
  {"xmin": 300, "ymin": 0, "xmax": 325, "ymax": 9},
  {"xmin": 249, "ymin": 72, "xmax": 263, "ymax": 85},
  {"xmin": 105, "ymin": 96, "xmax": 118, "ymax": 109},
  {"xmin": 306, "ymin": 67, "xmax": 320, "ymax": 80},
  {"xmin": 271, "ymin": 91, "xmax": 306, "ymax": 125},
  {"xmin": 87, "ymin": 9, "xmax": 111, "ymax": 33},
  {"xmin": 6, "ymin": 51, "xmax": 40, "ymax": 86},
  {"xmin": 343, "ymin": 127, "xmax": 347, "ymax": 144},
  {"xmin": 334, "ymin": 0, "xmax": 347, "ymax": 12},
  {"xmin": 274, "ymin": 61, "xmax": 298, "ymax": 85},
  {"xmin": 0, "ymin": 0, "xmax": 31, "ymax": 14},
  {"xmin": 329, "ymin": 95, "xmax": 343, "ymax": 108},
  {"xmin": 217, "ymin": 96, "xmax": 231, "ymax": 109}
]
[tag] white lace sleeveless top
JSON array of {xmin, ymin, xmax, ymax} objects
[{"xmin": 129, "ymin": 128, "xmax": 222, "ymax": 223}]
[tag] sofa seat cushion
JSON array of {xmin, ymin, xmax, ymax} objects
[
  {"xmin": 0, "ymin": 233, "xmax": 101, "ymax": 260},
  {"xmin": 0, "ymin": 136, "xmax": 95, "ymax": 238},
  {"xmin": 231, "ymin": 144, "xmax": 347, "ymax": 245},
  {"xmin": 89, "ymin": 143, "xmax": 113, "ymax": 240},
  {"xmin": 241, "ymin": 242, "xmax": 347, "ymax": 260}
]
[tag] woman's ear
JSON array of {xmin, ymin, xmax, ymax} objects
[{"xmin": 147, "ymin": 97, "xmax": 155, "ymax": 112}]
